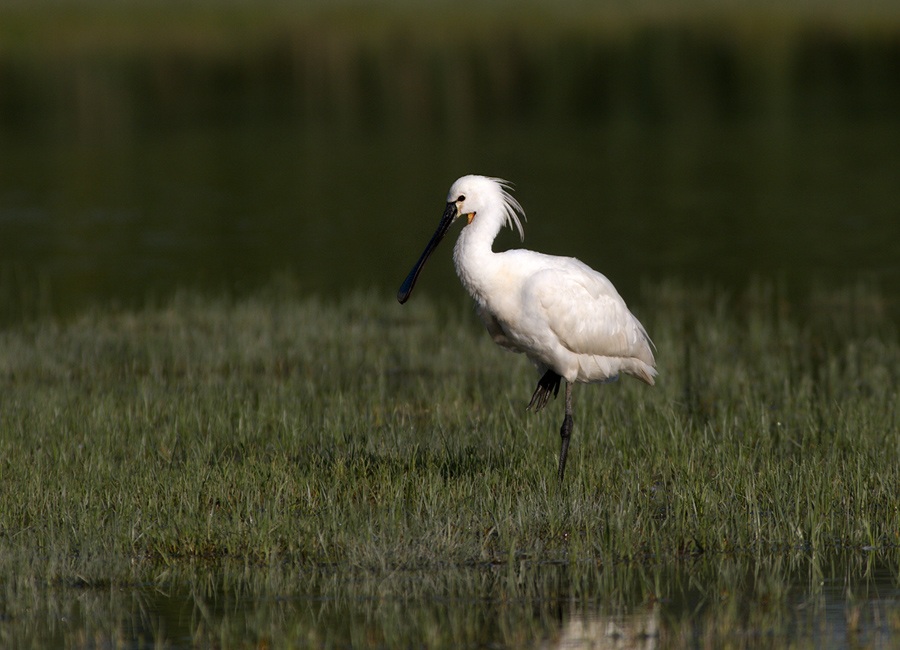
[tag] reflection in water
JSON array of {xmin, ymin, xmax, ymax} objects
[
  {"xmin": 549, "ymin": 607, "xmax": 659, "ymax": 650},
  {"xmin": 3, "ymin": 555, "xmax": 899, "ymax": 648}
]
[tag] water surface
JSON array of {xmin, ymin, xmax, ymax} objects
[
  {"xmin": 2, "ymin": 14, "xmax": 900, "ymax": 319},
  {"xmin": 7, "ymin": 554, "xmax": 899, "ymax": 648}
]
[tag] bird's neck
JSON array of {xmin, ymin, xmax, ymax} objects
[{"xmin": 452, "ymin": 212, "xmax": 503, "ymax": 304}]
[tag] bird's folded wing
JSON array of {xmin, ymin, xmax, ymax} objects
[{"xmin": 530, "ymin": 266, "xmax": 655, "ymax": 365}]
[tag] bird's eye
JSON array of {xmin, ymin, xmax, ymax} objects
[{"xmin": 457, "ymin": 195, "xmax": 465, "ymax": 202}]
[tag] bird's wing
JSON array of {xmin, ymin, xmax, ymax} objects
[{"xmin": 526, "ymin": 262, "xmax": 655, "ymax": 366}]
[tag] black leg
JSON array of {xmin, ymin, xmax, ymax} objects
[
  {"xmin": 557, "ymin": 381, "xmax": 573, "ymax": 484},
  {"xmin": 527, "ymin": 369, "xmax": 561, "ymax": 412}
]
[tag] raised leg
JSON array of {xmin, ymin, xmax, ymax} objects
[
  {"xmin": 557, "ymin": 381, "xmax": 573, "ymax": 484},
  {"xmin": 527, "ymin": 369, "xmax": 561, "ymax": 412}
]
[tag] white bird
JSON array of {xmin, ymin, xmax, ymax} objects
[{"xmin": 398, "ymin": 175, "xmax": 656, "ymax": 483}]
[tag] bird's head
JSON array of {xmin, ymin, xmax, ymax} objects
[
  {"xmin": 446, "ymin": 175, "xmax": 525, "ymax": 239},
  {"xmin": 397, "ymin": 175, "xmax": 525, "ymax": 304}
]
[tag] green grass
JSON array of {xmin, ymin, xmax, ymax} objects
[
  {"xmin": 1, "ymin": 280, "xmax": 898, "ymax": 575},
  {"xmin": 1, "ymin": 280, "xmax": 899, "ymax": 646}
]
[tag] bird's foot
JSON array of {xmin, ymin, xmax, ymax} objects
[{"xmin": 527, "ymin": 370, "xmax": 561, "ymax": 412}]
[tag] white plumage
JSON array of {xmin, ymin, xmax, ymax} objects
[{"xmin": 398, "ymin": 175, "xmax": 656, "ymax": 482}]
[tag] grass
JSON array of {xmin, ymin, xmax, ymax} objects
[
  {"xmin": 1, "ymin": 279, "xmax": 898, "ymax": 572},
  {"xmin": 1, "ymin": 279, "xmax": 899, "ymax": 646}
]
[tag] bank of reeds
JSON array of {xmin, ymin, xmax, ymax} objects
[{"xmin": 2, "ymin": 1, "xmax": 900, "ymax": 144}]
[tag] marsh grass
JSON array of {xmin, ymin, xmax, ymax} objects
[{"xmin": 1, "ymin": 279, "xmax": 898, "ymax": 579}]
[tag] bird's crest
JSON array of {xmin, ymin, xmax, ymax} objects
[{"xmin": 491, "ymin": 177, "xmax": 526, "ymax": 241}]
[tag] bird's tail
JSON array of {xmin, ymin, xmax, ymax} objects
[{"xmin": 627, "ymin": 360, "xmax": 657, "ymax": 386}]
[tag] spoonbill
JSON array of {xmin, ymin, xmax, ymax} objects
[{"xmin": 398, "ymin": 175, "xmax": 656, "ymax": 483}]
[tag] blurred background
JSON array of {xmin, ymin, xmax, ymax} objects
[{"xmin": 1, "ymin": 0, "xmax": 899, "ymax": 320}]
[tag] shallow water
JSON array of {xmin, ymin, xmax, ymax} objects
[{"xmin": 6, "ymin": 554, "xmax": 899, "ymax": 649}]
